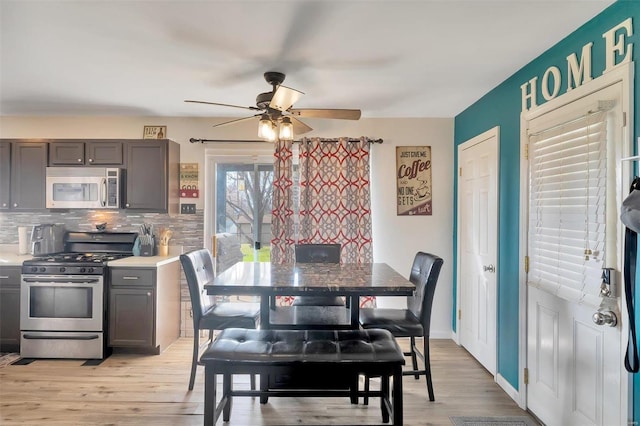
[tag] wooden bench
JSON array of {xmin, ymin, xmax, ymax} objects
[{"xmin": 201, "ymin": 328, "xmax": 405, "ymax": 425}]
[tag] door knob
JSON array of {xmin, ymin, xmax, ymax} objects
[
  {"xmin": 592, "ymin": 310, "xmax": 617, "ymax": 327},
  {"xmin": 483, "ymin": 264, "xmax": 496, "ymax": 273}
]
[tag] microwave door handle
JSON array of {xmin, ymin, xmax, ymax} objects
[{"xmin": 100, "ymin": 178, "xmax": 107, "ymax": 207}]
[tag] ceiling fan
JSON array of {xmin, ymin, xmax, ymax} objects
[{"xmin": 185, "ymin": 71, "xmax": 361, "ymax": 141}]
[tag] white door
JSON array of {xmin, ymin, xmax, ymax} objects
[
  {"xmin": 525, "ymin": 81, "xmax": 626, "ymax": 426},
  {"xmin": 457, "ymin": 127, "xmax": 499, "ymax": 375}
]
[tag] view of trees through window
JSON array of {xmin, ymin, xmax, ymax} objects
[{"xmin": 216, "ymin": 164, "xmax": 274, "ymax": 260}]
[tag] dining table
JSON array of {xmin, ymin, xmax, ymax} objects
[{"xmin": 204, "ymin": 261, "xmax": 416, "ymax": 330}]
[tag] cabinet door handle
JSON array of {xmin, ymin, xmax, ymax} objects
[
  {"xmin": 13, "ymin": 203, "xmax": 18, "ymax": 207},
  {"xmin": 77, "ymin": 158, "xmax": 82, "ymax": 162},
  {"xmin": 0, "ymin": 276, "xmax": 9, "ymax": 279},
  {"xmin": 88, "ymin": 158, "xmax": 94, "ymax": 163},
  {"xmin": 122, "ymin": 276, "xmax": 139, "ymax": 280},
  {"xmin": 147, "ymin": 292, "xmax": 152, "ymax": 296}
]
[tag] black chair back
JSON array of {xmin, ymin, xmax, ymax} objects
[
  {"xmin": 294, "ymin": 243, "xmax": 341, "ymax": 263},
  {"xmin": 406, "ymin": 252, "xmax": 444, "ymax": 334},
  {"xmin": 180, "ymin": 248, "xmax": 217, "ymax": 329}
]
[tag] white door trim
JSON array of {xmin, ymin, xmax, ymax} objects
[
  {"xmin": 455, "ymin": 125, "xmax": 500, "ymax": 372},
  {"xmin": 204, "ymin": 143, "xmax": 274, "ymax": 253},
  {"xmin": 518, "ymin": 62, "xmax": 633, "ymax": 415}
]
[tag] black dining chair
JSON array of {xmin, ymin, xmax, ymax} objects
[
  {"xmin": 292, "ymin": 243, "xmax": 345, "ymax": 307},
  {"xmin": 180, "ymin": 248, "xmax": 260, "ymax": 391},
  {"xmin": 358, "ymin": 251, "xmax": 443, "ymax": 402}
]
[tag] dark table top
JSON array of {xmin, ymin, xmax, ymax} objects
[{"xmin": 204, "ymin": 262, "xmax": 415, "ymax": 296}]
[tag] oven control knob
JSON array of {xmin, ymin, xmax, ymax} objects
[
  {"xmin": 59, "ymin": 267, "xmax": 66, "ymax": 273},
  {"xmin": 39, "ymin": 267, "xmax": 46, "ymax": 273},
  {"xmin": 31, "ymin": 266, "xmax": 38, "ymax": 273},
  {"xmin": 87, "ymin": 267, "xmax": 94, "ymax": 273},
  {"xmin": 80, "ymin": 267, "xmax": 86, "ymax": 273}
]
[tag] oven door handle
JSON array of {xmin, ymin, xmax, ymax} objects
[
  {"xmin": 22, "ymin": 333, "xmax": 100, "ymax": 340},
  {"xmin": 22, "ymin": 277, "xmax": 101, "ymax": 284}
]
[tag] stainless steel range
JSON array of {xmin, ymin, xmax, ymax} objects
[{"xmin": 20, "ymin": 231, "xmax": 137, "ymax": 359}]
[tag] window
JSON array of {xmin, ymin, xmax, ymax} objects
[{"xmin": 527, "ymin": 107, "xmax": 609, "ymax": 301}]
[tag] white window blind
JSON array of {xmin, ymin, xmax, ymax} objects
[{"xmin": 528, "ymin": 110, "xmax": 607, "ymax": 302}]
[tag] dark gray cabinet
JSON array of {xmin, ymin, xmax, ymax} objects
[
  {"xmin": 10, "ymin": 142, "xmax": 47, "ymax": 210},
  {"xmin": 124, "ymin": 139, "xmax": 179, "ymax": 214},
  {"xmin": 49, "ymin": 140, "xmax": 123, "ymax": 166},
  {"xmin": 0, "ymin": 265, "xmax": 21, "ymax": 352},
  {"xmin": 0, "ymin": 143, "xmax": 10, "ymax": 210},
  {"xmin": 108, "ymin": 261, "xmax": 180, "ymax": 354}
]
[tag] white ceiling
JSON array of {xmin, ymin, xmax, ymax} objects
[{"xmin": 1, "ymin": 0, "xmax": 614, "ymax": 121}]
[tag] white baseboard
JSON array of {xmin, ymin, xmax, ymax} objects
[{"xmin": 496, "ymin": 373, "xmax": 524, "ymax": 408}]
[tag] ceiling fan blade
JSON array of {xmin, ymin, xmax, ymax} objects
[
  {"xmin": 289, "ymin": 108, "xmax": 361, "ymax": 120},
  {"xmin": 290, "ymin": 116, "xmax": 313, "ymax": 135},
  {"xmin": 269, "ymin": 85, "xmax": 304, "ymax": 112},
  {"xmin": 185, "ymin": 100, "xmax": 262, "ymax": 111},
  {"xmin": 212, "ymin": 114, "xmax": 261, "ymax": 128}
]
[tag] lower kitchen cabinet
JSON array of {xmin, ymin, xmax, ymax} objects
[
  {"xmin": 108, "ymin": 260, "xmax": 180, "ymax": 354},
  {"xmin": 0, "ymin": 265, "xmax": 21, "ymax": 352}
]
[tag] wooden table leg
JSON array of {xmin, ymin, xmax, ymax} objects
[
  {"xmin": 260, "ymin": 295, "xmax": 270, "ymax": 329},
  {"xmin": 350, "ymin": 295, "xmax": 359, "ymax": 328}
]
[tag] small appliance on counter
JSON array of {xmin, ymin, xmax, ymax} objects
[{"xmin": 31, "ymin": 224, "xmax": 65, "ymax": 255}]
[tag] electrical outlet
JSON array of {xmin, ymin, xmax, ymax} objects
[{"xmin": 181, "ymin": 203, "xmax": 196, "ymax": 214}]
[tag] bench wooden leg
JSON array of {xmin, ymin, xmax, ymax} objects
[
  {"xmin": 363, "ymin": 375, "xmax": 370, "ymax": 405},
  {"xmin": 350, "ymin": 374, "xmax": 359, "ymax": 404},
  {"xmin": 381, "ymin": 375, "xmax": 390, "ymax": 423},
  {"xmin": 260, "ymin": 374, "xmax": 269, "ymax": 404},
  {"xmin": 204, "ymin": 367, "xmax": 216, "ymax": 426},
  {"xmin": 393, "ymin": 367, "xmax": 403, "ymax": 425},
  {"xmin": 222, "ymin": 373, "xmax": 232, "ymax": 422}
]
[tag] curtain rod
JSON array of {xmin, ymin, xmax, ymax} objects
[{"xmin": 189, "ymin": 137, "xmax": 383, "ymax": 144}]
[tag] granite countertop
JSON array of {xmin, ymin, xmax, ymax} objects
[
  {"xmin": 108, "ymin": 253, "xmax": 180, "ymax": 268},
  {"xmin": 0, "ymin": 244, "xmax": 182, "ymax": 268}
]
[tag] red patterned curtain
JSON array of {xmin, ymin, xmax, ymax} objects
[
  {"xmin": 271, "ymin": 137, "xmax": 375, "ymax": 307},
  {"xmin": 298, "ymin": 137, "xmax": 373, "ymax": 263},
  {"xmin": 270, "ymin": 139, "xmax": 295, "ymax": 264}
]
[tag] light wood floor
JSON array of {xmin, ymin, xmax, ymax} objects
[{"xmin": 0, "ymin": 337, "xmax": 539, "ymax": 425}]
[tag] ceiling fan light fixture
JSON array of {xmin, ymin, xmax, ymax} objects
[
  {"xmin": 258, "ymin": 114, "xmax": 273, "ymax": 139},
  {"xmin": 266, "ymin": 122, "xmax": 277, "ymax": 142},
  {"xmin": 279, "ymin": 116, "xmax": 294, "ymax": 141}
]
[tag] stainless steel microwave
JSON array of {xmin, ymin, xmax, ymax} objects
[{"xmin": 46, "ymin": 167, "xmax": 121, "ymax": 209}]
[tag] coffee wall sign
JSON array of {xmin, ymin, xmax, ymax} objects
[{"xmin": 396, "ymin": 146, "xmax": 432, "ymax": 216}]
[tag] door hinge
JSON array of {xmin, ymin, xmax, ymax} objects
[
  {"xmin": 524, "ymin": 143, "xmax": 529, "ymax": 160},
  {"xmin": 458, "ymin": 309, "xmax": 461, "ymax": 320},
  {"xmin": 459, "ymin": 167, "xmax": 462, "ymax": 177},
  {"xmin": 524, "ymin": 367, "xmax": 529, "ymax": 385},
  {"xmin": 524, "ymin": 256, "xmax": 529, "ymax": 273}
]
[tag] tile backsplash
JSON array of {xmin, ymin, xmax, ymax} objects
[{"xmin": 0, "ymin": 210, "xmax": 204, "ymax": 337}]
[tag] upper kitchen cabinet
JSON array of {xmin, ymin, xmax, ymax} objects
[
  {"xmin": 49, "ymin": 140, "xmax": 123, "ymax": 166},
  {"xmin": 124, "ymin": 140, "xmax": 179, "ymax": 214},
  {"xmin": 0, "ymin": 142, "xmax": 10, "ymax": 210},
  {"xmin": 1, "ymin": 141, "xmax": 48, "ymax": 210}
]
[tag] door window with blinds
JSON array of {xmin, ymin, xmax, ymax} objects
[{"xmin": 527, "ymin": 96, "xmax": 620, "ymax": 303}]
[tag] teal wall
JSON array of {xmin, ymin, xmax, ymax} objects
[{"xmin": 453, "ymin": 0, "xmax": 640, "ymax": 399}]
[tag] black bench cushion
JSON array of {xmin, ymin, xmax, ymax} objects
[
  {"xmin": 201, "ymin": 328, "xmax": 405, "ymax": 366},
  {"xmin": 359, "ymin": 308, "xmax": 424, "ymax": 338}
]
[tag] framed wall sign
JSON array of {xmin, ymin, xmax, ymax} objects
[
  {"xmin": 179, "ymin": 163, "xmax": 199, "ymax": 198},
  {"xmin": 396, "ymin": 146, "xmax": 432, "ymax": 216},
  {"xmin": 143, "ymin": 125, "xmax": 166, "ymax": 139}
]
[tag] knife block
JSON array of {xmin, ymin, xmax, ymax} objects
[{"xmin": 140, "ymin": 238, "xmax": 155, "ymax": 257}]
